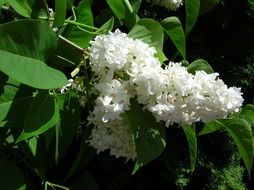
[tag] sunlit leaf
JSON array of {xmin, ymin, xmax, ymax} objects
[
  {"xmin": 28, "ymin": 136, "xmax": 37, "ymax": 157},
  {"xmin": 63, "ymin": 0, "xmax": 94, "ymax": 48},
  {"xmin": 161, "ymin": 16, "xmax": 186, "ymax": 59},
  {"xmin": 7, "ymin": 0, "xmax": 32, "ymax": 18},
  {"xmin": 187, "ymin": 59, "xmax": 214, "ymax": 74},
  {"xmin": 128, "ymin": 18, "xmax": 164, "ymax": 53},
  {"xmin": 0, "ymin": 76, "xmax": 21, "ymax": 122},
  {"xmin": 0, "ymin": 0, "xmax": 7, "ymax": 6},
  {"xmin": 0, "ymin": 73, "xmax": 34, "ymax": 127},
  {"xmin": 131, "ymin": 0, "xmax": 141, "ymax": 14},
  {"xmin": 53, "ymin": 0, "xmax": 67, "ymax": 27},
  {"xmin": 156, "ymin": 49, "xmax": 168, "ymax": 63},
  {"xmin": 0, "ymin": 51, "xmax": 68, "ymax": 89},
  {"xmin": 0, "ymin": 20, "xmax": 67, "ymax": 89},
  {"xmin": 222, "ymin": 118, "xmax": 254, "ymax": 178},
  {"xmin": 106, "ymin": 0, "xmax": 138, "ymax": 28},
  {"xmin": 0, "ymin": 19, "xmax": 56, "ymax": 60}
]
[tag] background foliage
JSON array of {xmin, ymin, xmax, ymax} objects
[{"xmin": 0, "ymin": 0, "xmax": 254, "ymax": 189}]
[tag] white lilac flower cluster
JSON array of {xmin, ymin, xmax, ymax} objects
[
  {"xmin": 145, "ymin": 0, "xmax": 184, "ymax": 11},
  {"xmin": 87, "ymin": 29, "xmax": 243, "ymax": 160},
  {"xmin": 148, "ymin": 63, "xmax": 244, "ymax": 126},
  {"xmin": 60, "ymin": 79, "xmax": 82, "ymax": 94},
  {"xmin": 60, "ymin": 79, "xmax": 87, "ymax": 106}
]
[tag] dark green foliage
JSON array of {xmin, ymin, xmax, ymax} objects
[
  {"xmin": 205, "ymin": 155, "xmax": 246, "ymax": 190},
  {"xmin": 0, "ymin": 0, "xmax": 254, "ymax": 189}
]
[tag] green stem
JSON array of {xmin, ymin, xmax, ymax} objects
[
  {"xmin": 38, "ymin": 16, "xmax": 99, "ymax": 30},
  {"xmin": 65, "ymin": 19, "xmax": 98, "ymax": 30},
  {"xmin": 44, "ymin": 181, "xmax": 70, "ymax": 190},
  {"xmin": 76, "ymin": 25, "xmax": 101, "ymax": 35},
  {"xmin": 58, "ymin": 35, "xmax": 84, "ymax": 52}
]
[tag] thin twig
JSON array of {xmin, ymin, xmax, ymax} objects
[{"xmin": 58, "ymin": 35, "xmax": 84, "ymax": 52}]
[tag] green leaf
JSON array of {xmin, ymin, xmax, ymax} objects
[
  {"xmin": 0, "ymin": 160, "xmax": 26, "ymax": 190},
  {"xmin": 125, "ymin": 99, "xmax": 166, "ymax": 174},
  {"xmin": 197, "ymin": 119, "xmax": 224, "ymax": 136},
  {"xmin": 53, "ymin": 0, "xmax": 67, "ymax": 27},
  {"xmin": 55, "ymin": 93, "xmax": 80, "ymax": 162},
  {"xmin": 128, "ymin": 18, "xmax": 164, "ymax": 53},
  {"xmin": 222, "ymin": 118, "xmax": 254, "ymax": 178},
  {"xmin": 161, "ymin": 16, "xmax": 186, "ymax": 59},
  {"xmin": 0, "ymin": 76, "xmax": 21, "ymax": 122},
  {"xmin": 0, "ymin": 0, "xmax": 7, "ymax": 6},
  {"xmin": 248, "ymin": 0, "xmax": 254, "ymax": 9},
  {"xmin": 28, "ymin": 136, "xmax": 37, "ymax": 157},
  {"xmin": 71, "ymin": 172, "xmax": 100, "ymax": 190},
  {"xmin": 0, "ymin": 20, "xmax": 67, "ymax": 89},
  {"xmin": 17, "ymin": 91, "xmax": 59, "ymax": 142},
  {"xmin": 106, "ymin": 0, "xmax": 128, "ymax": 21},
  {"xmin": 0, "ymin": 73, "xmax": 34, "ymax": 127},
  {"xmin": 106, "ymin": 0, "xmax": 137, "ymax": 28},
  {"xmin": 63, "ymin": 0, "xmax": 94, "ymax": 48},
  {"xmin": 187, "ymin": 59, "xmax": 214, "ymax": 74},
  {"xmin": 240, "ymin": 104, "xmax": 254, "ymax": 126},
  {"xmin": 96, "ymin": 17, "xmax": 115, "ymax": 34},
  {"xmin": 0, "ymin": 51, "xmax": 67, "ymax": 89},
  {"xmin": 185, "ymin": 0, "xmax": 200, "ymax": 35},
  {"xmin": 156, "ymin": 49, "xmax": 168, "ymax": 63},
  {"xmin": 7, "ymin": 0, "xmax": 32, "ymax": 18},
  {"xmin": 182, "ymin": 125, "xmax": 197, "ymax": 172},
  {"xmin": 0, "ymin": 20, "xmax": 56, "ymax": 60},
  {"xmin": 67, "ymin": 0, "xmax": 74, "ymax": 9},
  {"xmin": 131, "ymin": 0, "xmax": 142, "ymax": 13}
]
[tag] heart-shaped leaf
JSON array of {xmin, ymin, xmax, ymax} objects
[{"xmin": 0, "ymin": 20, "xmax": 67, "ymax": 89}]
